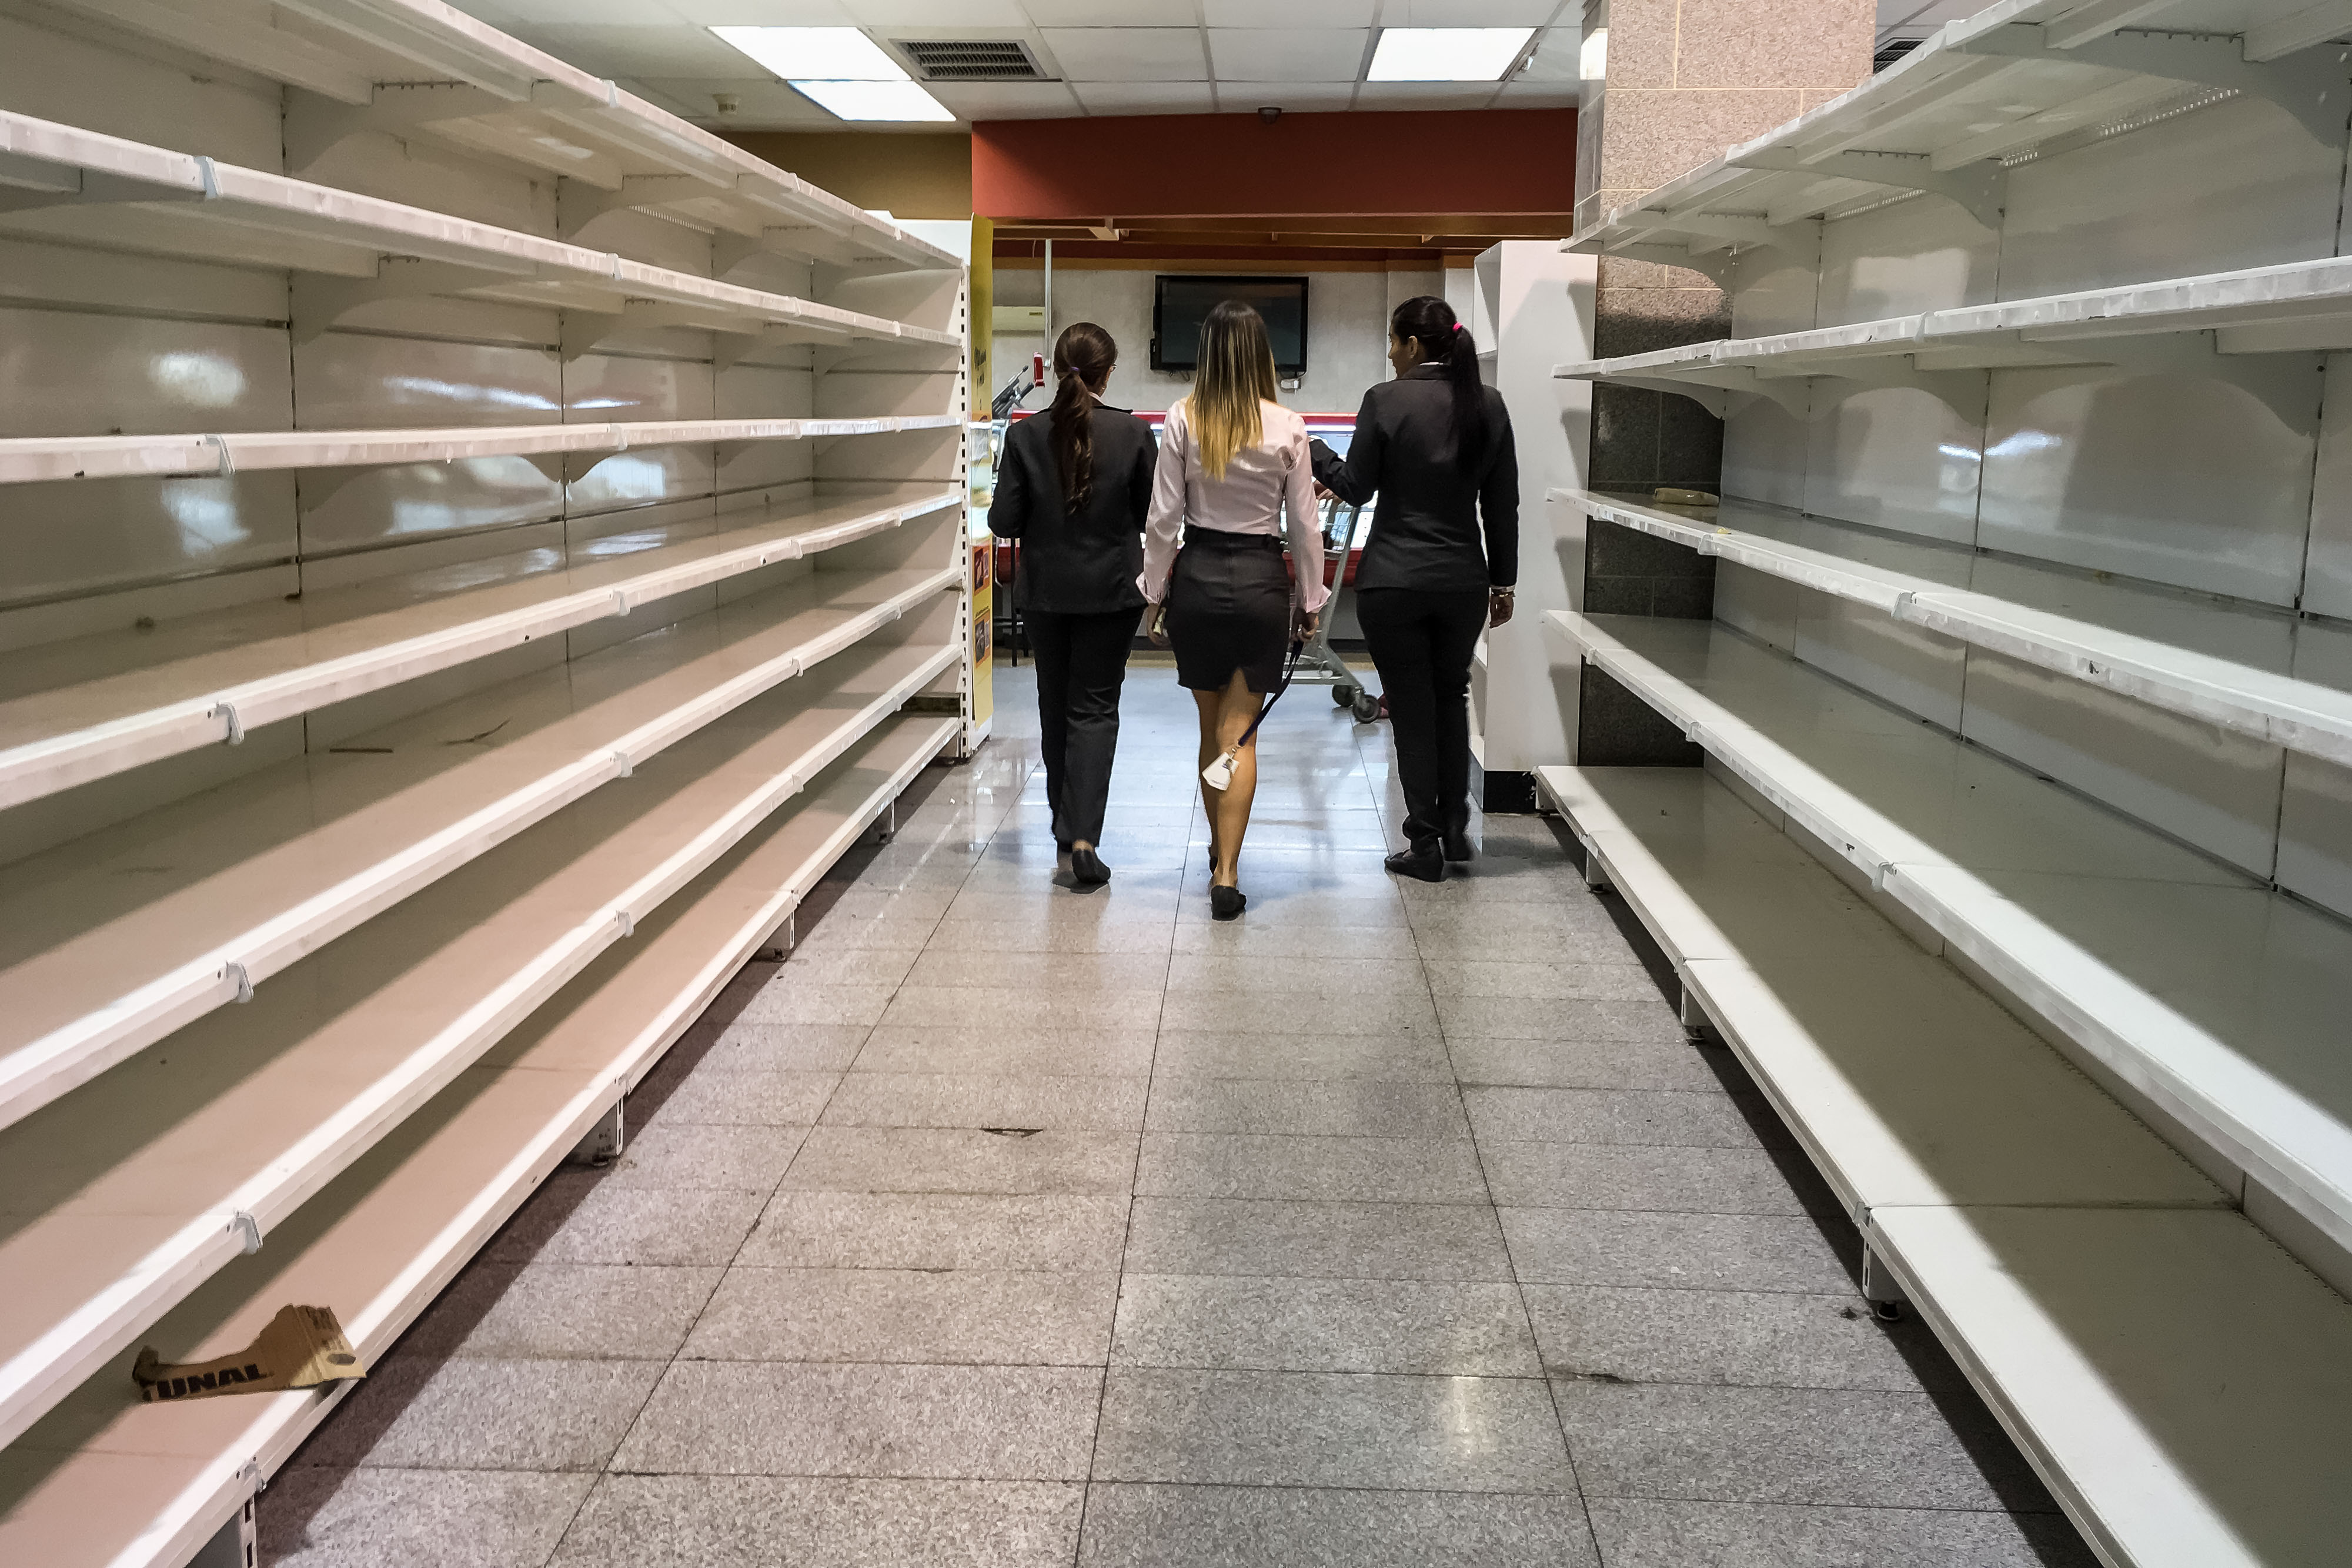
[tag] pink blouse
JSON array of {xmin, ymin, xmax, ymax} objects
[{"xmin": 1137, "ymin": 397, "xmax": 1330, "ymax": 614}]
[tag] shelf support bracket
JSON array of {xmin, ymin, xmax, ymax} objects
[
  {"xmin": 1734, "ymin": 148, "xmax": 2007, "ymax": 229},
  {"xmin": 289, "ymin": 259, "xmax": 517, "ymax": 342},
  {"xmin": 283, "ymin": 83, "xmax": 518, "ymax": 176},
  {"xmin": 1592, "ymin": 241, "xmax": 1738, "ymax": 285},
  {"xmin": 1957, "ymin": 25, "xmax": 2352, "ymax": 148},
  {"xmin": 556, "ymin": 173, "xmax": 721, "ymax": 240}
]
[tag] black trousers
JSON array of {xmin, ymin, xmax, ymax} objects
[
  {"xmin": 1357, "ymin": 587, "xmax": 1488, "ymax": 848},
  {"xmin": 1027, "ymin": 606, "xmax": 1138, "ymax": 848}
]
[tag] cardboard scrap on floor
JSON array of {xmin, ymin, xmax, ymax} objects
[{"xmin": 133, "ymin": 1305, "xmax": 365, "ymax": 1404}]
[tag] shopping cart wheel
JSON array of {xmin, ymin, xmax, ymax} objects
[
  {"xmin": 1332, "ymin": 683, "xmax": 1359, "ymax": 708},
  {"xmin": 1351, "ymin": 690, "xmax": 1382, "ymax": 723}
]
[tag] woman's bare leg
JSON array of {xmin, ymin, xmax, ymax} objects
[{"xmin": 1196, "ymin": 670, "xmax": 1262, "ymax": 887}]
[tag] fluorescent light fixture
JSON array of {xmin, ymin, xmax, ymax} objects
[
  {"xmin": 789, "ymin": 79, "xmax": 956, "ymax": 123},
  {"xmin": 1367, "ymin": 26, "xmax": 1536, "ymax": 82},
  {"xmin": 711, "ymin": 26, "xmax": 907, "ymax": 81}
]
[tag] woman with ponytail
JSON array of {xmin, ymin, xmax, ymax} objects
[
  {"xmin": 1309, "ymin": 296, "xmax": 1518, "ymax": 882},
  {"xmin": 988, "ymin": 322, "xmax": 1156, "ymax": 886},
  {"xmin": 1138, "ymin": 299, "xmax": 1326, "ymax": 921}
]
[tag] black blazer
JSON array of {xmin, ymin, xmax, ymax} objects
[
  {"xmin": 989, "ymin": 401, "xmax": 1156, "ymax": 614},
  {"xmin": 1309, "ymin": 363, "xmax": 1518, "ymax": 595}
]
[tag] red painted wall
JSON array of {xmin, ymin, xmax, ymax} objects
[{"xmin": 973, "ymin": 109, "xmax": 1575, "ymax": 219}]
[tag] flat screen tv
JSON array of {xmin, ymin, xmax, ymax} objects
[{"xmin": 1152, "ymin": 275, "xmax": 1308, "ymax": 377}]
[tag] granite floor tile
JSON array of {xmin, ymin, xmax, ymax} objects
[
  {"xmin": 1161, "ymin": 954, "xmax": 1434, "ymax": 995},
  {"xmin": 548, "ymin": 1475, "xmax": 1085, "ymax": 1568},
  {"xmin": 767, "ymin": 946, "xmax": 923, "ymax": 989},
  {"xmin": 1174, "ymin": 892, "xmax": 1414, "ymax": 928},
  {"xmin": 784, "ymin": 1126, "xmax": 1139, "ymax": 1196},
  {"xmin": 1446, "ymin": 1037, "xmax": 1733, "ymax": 1091},
  {"xmin": 1581, "ymin": 1497, "xmax": 2094, "ymax": 1568},
  {"xmin": 1462, "ymin": 1086, "xmax": 1768, "ymax": 1148},
  {"xmin": 1156, "ymin": 989, "xmax": 1439, "ymax": 1037},
  {"xmin": 400, "ymin": 1263, "xmax": 723, "ymax": 1362},
  {"xmin": 293, "ymin": 1356, "xmax": 663, "ymax": 1471},
  {"xmin": 1122, "ymin": 1198, "xmax": 1513, "ymax": 1282},
  {"xmin": 1498, "ymin": 1208, "xmax": 1855, "ymax": 1294},
  {"xmin": 1523, "ymin": 1285, "xmax": 1957, "ymax": 1392},
  {"xmin": 1553, "ymin": 1381, "xmax": 2046, "ymax": 1510},
  {"xmin": 788, "ymin": 911, "xmax": 947, "ymax": 954},
  {"xmin": 638, "ymin": 1068, "xmax": 838, "ymax": 1127},
  {"xmin": 486, "ymin": 1179, "xmax": 768, "ymax": 1268},
  {"xmin": 1112, "ymin": 1275, "xmax": 1540, "ymax": 1376},
  {"xmin": 1150, "ymin": 1029, "xmax": 1455, "ymax": 1082},
  {"xmin": 732, "ymin": 982, "xmax": 902, "ymax": 1029},
  {"xmin": 921, "ymin": 915, "xmax": 1179, "ymax": 954},
  {"xmin": 612, "ymin": 1360, "xmax": 1103, "ymax": 1480},
  {"xmin": 906, "ymin": 949, "xmax": 1172, "ymax": 990},
  {"xmin": 851, "ymin": 1025, "xmax": 1158, "ymax": 1078},
  {"xmin": 696, "ymin": 1021, "xmax": 871, "ymax": 1072},
  {"xmin": 1076, "ymin": 1483, "xmax": 1599, "ymax": 1568},
  {"xmin": 1143, "ymin": 1079, "xmax": 1470, "ymax": 1138},
  {"xmin": 740, "ymin": 1192, "xmax": 1131, "ymax": 1272},
  {"xmin": 600, "ymin": 1121, "xmax": 811, "ymax": 1191},
  {"xmin": 1435, "ymin": 994, "xmax": 1685, "ymax": 1044},
  {"xmin": 1136, "ymin": 1133, "xmax": 1488, "ymax": 1203},
  {"xmin": 261, "ymin": 1467, "xmax": 596, "ymax": 1568},
  {"xmin": 1422, "ymin": 959, "xmax": 1661, "ymax": 999},
  {"xmin": 1170, "ymin": 921, "xmax": 1421, "ymax": 957},
  {"xmin": 1093, "ymin": 1368, "xmax": 1574, "ymax": 1492},
  {"xmin": 686, "ymin": 1266, "xmax": 1119, "ymax": 1365},
  {"xmin": 1480, "ymin": 1142, "xmax": 1826, "ymax": 1216},
  {"xmin": 879, "ymin": 984, "xmax": 1167, "ymax": 1032},
  {"xmin": 822, "ymin": 1072, "xmax": 1150, "ymax": 1131}
]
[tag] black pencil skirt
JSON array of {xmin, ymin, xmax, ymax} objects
[{"xmin": 1165, "ymin": 530, "xmax": 1291, "ymax": 694}]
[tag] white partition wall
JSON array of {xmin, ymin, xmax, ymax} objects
[
  {"xmin": 0, "ymin": 4, "xmax": 968, "ymax": 1562},
  {"xmin": 1534, "ymin": 2, "xmax": 2352, "ymax": 1562}
]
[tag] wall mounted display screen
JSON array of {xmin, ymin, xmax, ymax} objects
[{"xmin": 1152, "ymin": 275, "xmax": 1308, "ymax": 376}]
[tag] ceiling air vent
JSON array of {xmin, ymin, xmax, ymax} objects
[
  {"xmin": 1873, "ymin": 37, "xmax": 1923, "ymax": 71},
  {"xmin": 897, "ymin": 39, "xmax": 1048, "ymax": 81}
]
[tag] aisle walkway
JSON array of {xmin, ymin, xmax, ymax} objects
[{"xmin": 268, "ymin": 661, "xmax": 2095, "ymax": 1567}]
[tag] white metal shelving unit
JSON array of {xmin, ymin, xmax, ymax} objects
[
  {"xmin": 0, "ymin": 2, "xmax": 971, "ymax": 1561},
  {"xmin": 1529, "ymin": 0, "xmax": 2352, "ymax": 1560}
]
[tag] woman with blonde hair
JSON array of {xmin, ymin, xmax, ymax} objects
[{"xmin": 1139, "ymin": 299, "xmax": 1326, "ymax": 920}]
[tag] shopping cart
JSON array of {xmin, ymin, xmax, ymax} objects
[{"xmin": 1290, "ymin": 496, "xmax": 1382, "ymax": 724}]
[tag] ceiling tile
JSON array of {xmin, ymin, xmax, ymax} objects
[
  {"xmin": 1354, "ymin": 81, "xmax": 1499, "ymax": 108},
  {"xmin": 1494, "ymin": 79, "xmax": 1578, "ymax": 107},
  {"xmin": 1043, "ymin": 27, "xmax": 1207, "ymax": 81},
  {"xmin": 928, "ymin": 81, "xmax": 1085, "ymax": 118},
  {"xmin": 1073, "ymin": 82, "xmax": 1218, "ymax": 113},
  {"xmin": 1202, "ymin": 0, "xmax": 1373, "ymax": 23},
  {"xmin": 632, "ymin": 76, "xmax": 841, "ymax": 125},
  {"xmin": 1021, "ymin": 0, "xmax": 1195, "ymax": 21},
  {"xmin": 1224, "ymin": 83, "xmax": 1357, "ymax": 111},
  {"xmin": 1515, "ymin": 26, "xmax": 1582, "ymax": 82},
  {"xmin": 843, "ymin": 0, "xmax": 1031, "ymax": 22},
  {"xmin": 1207, "ymin": 27, "xmax": 1367, "ymax": 79},
  {"xmin": 661, "ymin": 0, "xmax": 857, "ymax": 21},
  {"xmin": 532, "ymin": 25, "xmax": 759, "ymax": 77},
  {"xmin": 1381, "ymin": 0, "xmax": 1559, "ymax": 22}
]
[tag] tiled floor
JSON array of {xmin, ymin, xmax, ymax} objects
[{"xmin": 269, "ymin": 659, "xmax": 2098, "ymax": 1567}]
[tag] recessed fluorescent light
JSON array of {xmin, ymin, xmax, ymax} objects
[
  {"xmin": 1367, "ymin": 26, "xmax": 1536, "ymax": 82},
  {"xmin": 789, "ymin": 79, "xmax": 956, "ymax": 123},
  {"xmin": 711, "ymin": 26, "xmax": 907, "ymax": 82}
]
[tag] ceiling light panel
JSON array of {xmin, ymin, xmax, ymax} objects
[
  {"xmin": 1367, "ymin": 26, "xmax": 1535, "ymax": 81},
  {"xmin": 791, "ymin": 79, "xmax": 956, "ymax": 119},
  {"xmin": 711, "ymin": 26, "xmax": 907, "ymax": 79}
]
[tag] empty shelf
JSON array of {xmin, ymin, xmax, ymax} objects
[
  {"xmin": 0, "ymin": 712, "xmax": 953, "ymax": 1568},
  {"xmin": 30, "ymin": 0, "xmax": 956, "ymax": 272},
  {"xmin": 0, "ymin": 483, "xmax": 957, "ymax": 811},
  {"xmin": 1539, "ymin": 763, "xmax": 2352, "ymax": 1568},
  {"xmin": 1548, "ymin": 609, "xmax": 2352, "ymax": 1264},
  {"xmin": 0, "ymin": 112, "xmax": 958, "ymax": 355},
  {"xmin": 1556, "ymin": 489, "xmax": 2352, "ymax": 764},
  {"xmin": 0, "ymin": 554, "xmax": 957, "ymax": 1131},
  {"xmin": 0, "ymin": 648, "xmax": 953, "ymax": 1450},
  {"xmin": 1569, "ymin": 0, "xmax": 2352, "ymax": 273},
  {"xmin": 0, "ymin": 413, "xmax": 962, "ymax": 486}
]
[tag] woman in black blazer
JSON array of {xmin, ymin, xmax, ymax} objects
[
  {"xmin": 988, "ymin": 322, "xmax": 1157, "ymax": 886},
  {"xmin": 1311, "ymin": 296, "xmax": 1518, "ymax": 883}
]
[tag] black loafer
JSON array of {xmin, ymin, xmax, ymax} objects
[
  {"xmin": 1208, "ymin": 884, "xmax": 1247, "ymax": 921},
  {"xmin": 1385, "ymin": 845, "xmax": 1445, "ymax": 882},
  {"xmin": 1070, "ymin": 846, "xmax": 1111, "ymax": 885},
  {"xmin": 1441, "ymin": 826, "xmax": 1475, "ymax": 864}
]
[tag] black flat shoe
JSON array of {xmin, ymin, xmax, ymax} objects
[
  {"xmin": 1070, "ymin": 846, "xmax": 1111, "ymax": 885},
  {"xmin": 1208, "ymin": 884, "xmax": 1247, "ymax": 921},
  {"xmin": 1385, "ymin": 845, "xmax": 1445, "ymax": 882},
  {"xmin": 1441, "ymin": 826, "xmax": 1475, "ymax": 864}
]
